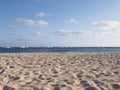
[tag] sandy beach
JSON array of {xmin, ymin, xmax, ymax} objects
[{"xmin": 0, "ymin": 52, "xmax": 120, "ymax": 90}]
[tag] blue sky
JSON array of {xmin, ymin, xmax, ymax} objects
[{"xmin": 1, "ymin": 0, "xmax": 120, "ymax": 47}]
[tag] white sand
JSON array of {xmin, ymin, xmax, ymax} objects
[{"xmin": 0, "ymin": 52, "xmax": 120, "ymax": 90}]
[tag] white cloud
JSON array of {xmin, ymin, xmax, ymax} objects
[
  {"xmin": 93, "ymin": 21, "xmax": 120, "ymax": 31},
  {"xmin": 56, "ymin": 29, "xmax": 91, "ymax": 36},
  {"xmin": 15, "ymin": 18, "xmax": 49, "ymax": 28},
  {"xmin": 65, "ymin": 18, "xmax": 79, "ymax": 24},
  {"xmin": 37, "ymin": 20, "xmax": 49, "ymax": 28},
  {"xmin": 35, "ymin": 12, "xmax": 50, "ymax": 17},
  {"xmin": 35, "ymin": 32, "xmax": 43, "ymax": 36},
  {"xmin": 95, "ymin": 30, "xmax": 120, "ymax": 38},
  {"xmin": 92, "ymin": 20, "xmax": 120, "ymax": 38},
  {"xmin": 6, "ymin": 25, "xmax": 16, "ymax": 30},
  {"xmin": 16, "ymin": 18, "xmax": 35, "ymax": 26}
]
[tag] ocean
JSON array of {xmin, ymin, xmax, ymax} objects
[{"xmin": 0, "ymin": 47, "xmax": 120, "ymax": 53}]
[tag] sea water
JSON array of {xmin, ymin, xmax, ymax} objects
[{"xmin": 0, "ymin": 47, "xmax": 120, "ymax": 53}]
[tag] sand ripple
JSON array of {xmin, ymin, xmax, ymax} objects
[{"xmin": 0, "ymin": 53, "xmax": 120, "ymax": 90}]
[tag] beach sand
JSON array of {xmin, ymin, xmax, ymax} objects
[{"xmin": 0, "ymin": 52, "xmax": 120, "ymax": 90}]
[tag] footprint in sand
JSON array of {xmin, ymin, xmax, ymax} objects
[
  {"xmin": 112, "ymin": 84, "xmax": 120, "ymax": 89},
  {"xmin": 85, "ymin": 86, "xmax": 97, "ymax": 90}
]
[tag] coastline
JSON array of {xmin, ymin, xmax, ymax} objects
[{"xmin": 0, "ymin": 52, "xmax": 120, "ymax": 90}]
